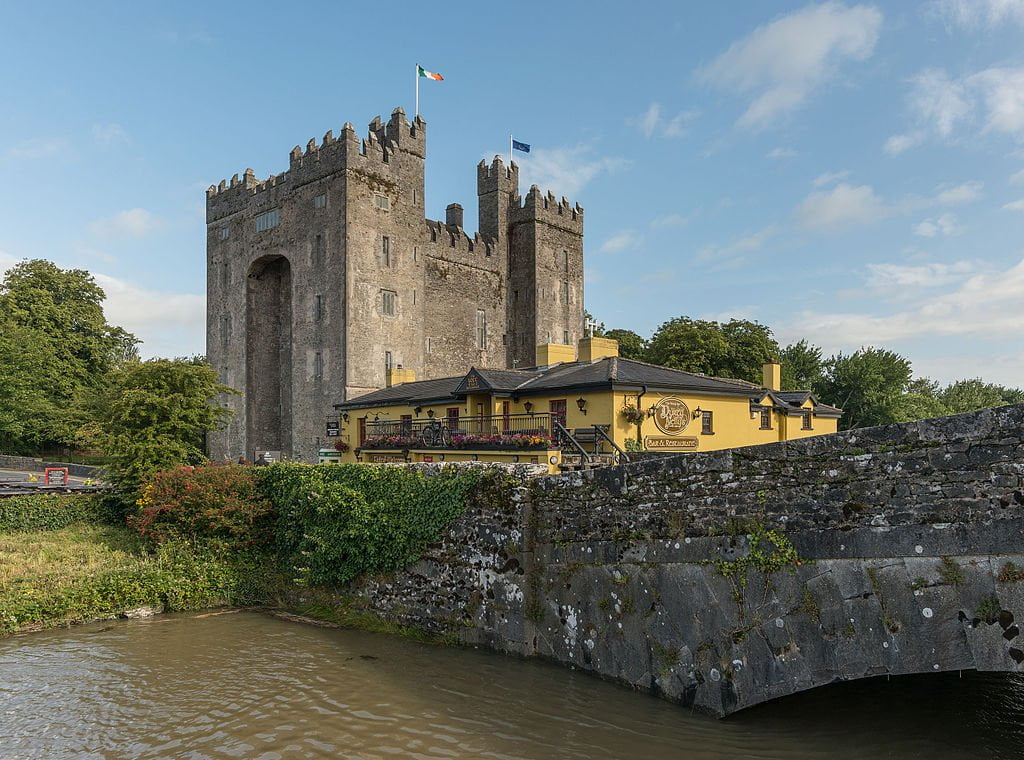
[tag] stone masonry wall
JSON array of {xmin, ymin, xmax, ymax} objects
[{"xmin": 350, "ymin": 405, "xmax": 1024, "ymax": 717}]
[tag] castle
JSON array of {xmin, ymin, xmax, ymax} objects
[{"xmin": 205, "ymin": 107, "xmax": 585, "ymax": 462}]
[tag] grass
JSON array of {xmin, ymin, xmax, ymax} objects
[
  {"xmin": 0, "ymin": 505, "xmax": 268, "ymax": 636},
  {"xmin": 0, "ymin": 524, "xmax": 151, "ymax": 592}
]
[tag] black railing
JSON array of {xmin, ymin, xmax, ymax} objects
[{"xmin": 361, "ymin": 413, "xmax": 560, "ymax": 451}]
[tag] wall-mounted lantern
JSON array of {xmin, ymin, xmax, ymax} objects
[
  {"xmin": 524, "ymin": 401, "xmax": 534, "ymax": 414},
  {"xmin": 427, "ymin": 409, "xmax": 435, "ymax": 418},
  {"xmin": 414, "ymin": 406, "xmax": 423, "ymax": 416},
  {"xmin": 576, "ymin": 397, "xmax": 587, "ymax": 415},
  {"xmin": 692, "ymin": 407, "xmax": 703, "ymax": 420}
]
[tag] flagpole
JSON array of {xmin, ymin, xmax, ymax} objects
[
  {"xmin": 509, "ymin": 134, "xmax": 512, "ymax": 169},
  {"xmin": 415, "ymin": 64, "xmax": 419, "ymax": 118}
]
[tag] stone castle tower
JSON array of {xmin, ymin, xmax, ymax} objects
[{"xmin": 205, "ymin": 107, "xmax": 585, "ymax": 461}]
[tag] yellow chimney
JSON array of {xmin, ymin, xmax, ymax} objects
[
  {"xmin": 535, "ymin": 343, "xmax": 576, "ymax": 367},
  {"xmin": 762, "ymin": 361, "xmax": 781, "ymax": 391},
  {"xmin": 385, "ymin": 366, "xmax": 416, "ymax": 388},
  {"xmin": 578, "ymin": 336, "xmax": 619, "ymax": 362}
]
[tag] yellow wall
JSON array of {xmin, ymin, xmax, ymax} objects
[{"xmin": 337, "ymin": 387, "xmax": 838, "ymax": 467}]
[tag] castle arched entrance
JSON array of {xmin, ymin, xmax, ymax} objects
[{"xmin": 245, "ymin": 255, "xmax": 292, "ymax": 459}]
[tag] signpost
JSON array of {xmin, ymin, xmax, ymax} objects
[{"xmin": 44, "ymin": 467, "xmax": 69, "ymax": 486}]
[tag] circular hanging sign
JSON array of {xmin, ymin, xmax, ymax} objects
[{"xmin": 652, "ymin": 396, "xmax": 691, "ymax": 436}]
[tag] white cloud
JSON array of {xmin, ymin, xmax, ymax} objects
[
  {"xmin": 969, "ymin": 67, "xmax": 1024, "ymax": 136},
  {"xmin": 767, "ymin": 147, "xmax": 798, "ymax": 159},
  {"xmin": 93, "ymin": 273, "xmax": 205, "ymax": 358},
  {"xmin": 913, "ymin": 213, "xmax": 960, "ymax": 237},
  {"xmin": 513, "ymin": 143, "xmax": 630, "ymax": 199},
  {"xmin": 598, "ymin": 230, "xmax": 643, "ymax": 254},
  {"xmin": 866, "ymin": 259, "xmax": 974, "ymax": 288},
  {"xmin": 930, "ymin": 0, "xmax": 1024, "ymax": 28},
  {"xmin": 889, "ymin": 66, "xmax": 1024, "ymax": 151},
  {"xmin": 1010, "ymin": 168, "xmax": 1024, "ymax": 184},
  {"xmin": 696, "ymin": 224, "xmax": 777, "ymax": 265},
  {"xmin": 795, "ymin": 183, "xmax": 888, "ymax": 228},
  {"xmin": 88, "ymin": 208, "xmax": 162, "ymax": 239},
  {"xmin": 92, "ymin": 123, "xmax": 128, "ymax": 146},
  {"xmin": 812, "ymin": 169, "xmax": 850, "ymax": 187},
  {"xmin": 1004, "ymin": 198, "xmax": 1024, "ymax": 211},
  {"xmin": 933, "ymin": 180, "xmax": 983, "ymax": 205},
  {"xmin": 790, "ymin": 257, "xmax": 1024, "ymax": 347},
  {"xmin": 697, "ymin": 2, "xmax": 883, "ymax": 129},
  {"xmin": 628, "ymin": 103, "xmax": 698, "ymax": 138},
  {"xmin": 884, "ymin": 132, "xmax": 923, "ymax": 155},
  {"xmin": 650, "ymin": 213, "xmax": 689, "ymax": 228},
  {"xmin": 6, "ymin": 137, "xmax": 69, "ymax": 159}
]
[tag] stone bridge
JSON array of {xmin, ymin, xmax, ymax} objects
[{"xmin": 353, "ymin": 404, "xmax": 1024, "ymax": 717}]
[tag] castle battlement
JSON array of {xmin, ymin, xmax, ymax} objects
[
  {"xmin": 206, "ymin": 111, "xmax": 426, "ymax": 222},
  {"xmin": 510, "ymin": 184, "xmax": 584, "ymax": 233},
  {"xmin": 477, "ymin": 156, "xmax": 519, "ymax": 193},
  {"xmin": 423, "ymin": 219, "xmax": 495, "ymax": 260}
]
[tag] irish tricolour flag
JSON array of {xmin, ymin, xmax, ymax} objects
[{"xmin": 418, "ymin": 65, "xmax": 443, "ymax": 81}]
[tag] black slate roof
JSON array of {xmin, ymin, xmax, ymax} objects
[{"xmin": 336, "ymin": 356, "xmax": 793, "ymax": 410}]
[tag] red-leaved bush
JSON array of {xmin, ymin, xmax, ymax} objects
[{"xmin": 129, "ymin": 464, "xmax": 274, "ymax": 551}]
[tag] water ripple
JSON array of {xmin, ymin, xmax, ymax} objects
[{"xmin": 1, "ymin": 613, "xmax": 1023, "ymax": 759}]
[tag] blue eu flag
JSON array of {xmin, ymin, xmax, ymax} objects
[{"xmin": 512, "ymin": 139, "xmax": 530, "ymax": 153}]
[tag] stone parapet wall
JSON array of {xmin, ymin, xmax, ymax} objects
[{"xmin": 349, "ymin": 405, "xmax": 1024, "ymax": 717}]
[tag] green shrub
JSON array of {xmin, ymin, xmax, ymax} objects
[
  {"xmin": 259, "ymin": 462, "xmax": 481, "ymax": 587},
  {"xmin": 129, "ymin": 464, "xmax": 274, "ymax": 551},
  {"xmin": 0, "ymin": 494, "xmax": 106, "ymax": 533}
]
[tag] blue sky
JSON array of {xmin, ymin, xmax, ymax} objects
[{"xmin": 2, "ymin": 1, "xmax": 1023, "ymax": 385}]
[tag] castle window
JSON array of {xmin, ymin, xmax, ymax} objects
[
  {"xmin": 314, "ymin": 193, "xmax": 327, "ymax": 209},
  {"xmin": 513, "ymin": 289, "xmax": 519, "ymax": 302},
  {"xmin": 701, "ymin": 411, "xmax": 714, "ymax": 435},
  {"xmin": 314, "ymin": 351, "xmax": 323, "ymax": 379},
  {"xmin": 562, "ymin": 281, "xmax": 570, "ymax": 304},
  {"xmin": 502, "ymin": 334, "xmax": 507, "ymax": 346},
  {"xmin": 426, "ymin": 337, "xmax": 433, "ymax": 354},
  {"xmin": 563, "ymin": 250, "xmax": 569, "ymax": 271},
  {"xmin": 382, "ymin": 150, "xmax": 389, "ymax": 164},
  {"xmin": 254, "ymin": 208, "xmax": 279, "ymax": 232},
  {"xmin": 385, "ymin": 351, "xmax": 393, "ymax": 370},
  {"xmin": 563, "ymin": 330, "xmax": 569, "ymax": 345},
  {"xmin": 413, "ymin": 246, "xmax": 418, "ymax": 263},
  {"xmin": 802, "ymin": 411, "xmax": 813, "ymax": 430},
  {"xmin": 382, "ymin": 236, "xmax": 391, "ymax": 267},
  {"xmin": 412, "ymin": 289, "xmax": 417, "ymax": 305},
  {"xmin": 413, "ymin": 189, "xmax": 418, "ymax": 204},
  {"xmin": 476, "ymin": 310, "xmax": 487, "ymax": 350},
  {"xmin": 760, "ymin": 408, "xmax": 772, "ymax": 430},
  {"xmin": 219, "ymin": 226, "xmax": 230, "ymax": 240},
  {"xmin": 313, "ymin": 294, "xmax": 323, "ymax": 322},
  {"xmin": 381, "ymin": 289, "xmax": 396, "ymax": 316},
  {"xmin": 374, "ymin": 194, "xmax": 390, "ymax": 210},
  {"xmin": 313, "ymin": 234, "xmax": 324, "ymax": 268}
]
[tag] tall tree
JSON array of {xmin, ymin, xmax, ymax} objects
[
  {"xmin": 817, "ymin": 348, "xmax": 913, "ymax": 429},
  {"xmin": 604, "ymin": 329, "xmax": 648, "ymax": 361},
  {"xmin": 0, "ymin": 259, "xmax": 138, "ymax": 451},
  {"xmin": 940, "ymin": 378, "xmax": 1024, "ymax": 414},
  {"xmin": 780, "ymin": 340, "xmax": 824, "ymax": 391},
  {"xmin": 91, "ymin": 358, "xmax": 236, "ymax": 499},
  {"xmin": 645, "ymin": 317, "xmax": 778, "ymax": 383}
]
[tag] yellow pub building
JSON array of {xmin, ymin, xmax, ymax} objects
[{"xmin": 330, "ymin": 337, "xmax": 841, "ymax": 472}]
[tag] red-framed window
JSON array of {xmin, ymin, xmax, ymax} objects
[{"xmin": 550, "ymin": 399, "xmax": 567, "ymax": 428}]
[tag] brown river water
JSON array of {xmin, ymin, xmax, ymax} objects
[{"xmin": 1, "ymin": 610, "xmax": 1023, "ymax": 759}]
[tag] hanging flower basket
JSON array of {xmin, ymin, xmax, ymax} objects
[
  {"xmin": 333, "ymin": 440, "xmax": 350, "ymax": 453},
  {"xmin": 620, "ymin": 404, "xmax": 648, "ymax": 425}
]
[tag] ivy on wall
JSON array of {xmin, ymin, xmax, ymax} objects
[{"xmin": 258, "ymin": 463, "xmax": 481, "ymax": 587}]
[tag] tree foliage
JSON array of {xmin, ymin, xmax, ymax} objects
[
  {"xmin": 816, "ymin": 348, "xmax": 913, "ymax": 429},
  {"xmin": 645, "ymin": 317, "xmax": 778, "ymax": 383},
  {"xmin": 779, "ymin": 340, "xmax": 824, "ymax": 391},
  {"xmin": 0, "ymin": 259, "xmax": 137, "ymax": 451},
  {"xmin": 91, "ymin": 358, "xmax": 236, "ymax": 499},
  {"xmin": 603, "ymin": 329, "xmax": 648, "ymax": 360}
]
